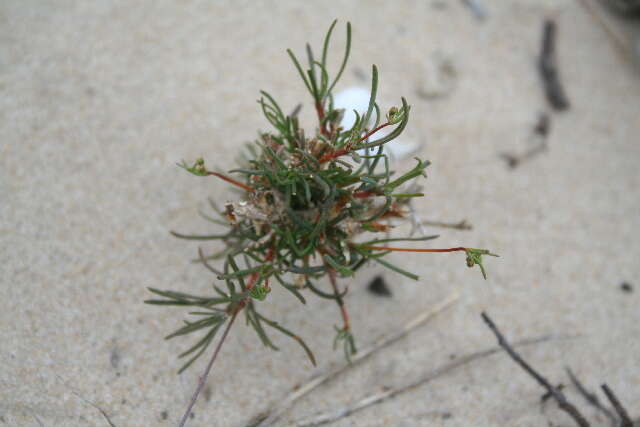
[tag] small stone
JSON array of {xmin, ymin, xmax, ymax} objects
[
  {"xmin": 620, "ymin": 282, "xmax": 633, "ymax": 293},
  {"xmin": 367, "ymin": 275, "xmax": 392, "ymax": 297}
]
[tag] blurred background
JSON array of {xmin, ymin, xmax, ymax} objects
[{"xmin": 1, "ymin": 1, "xmax": 639, "ymax": 426}]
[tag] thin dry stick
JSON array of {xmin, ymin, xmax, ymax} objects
[
  {"xmin": 179, "ymin": 310, "xmax": 239, "ymax": 427},
  {"xmin": 55, "ymin": 374, "xmax": 117, "ymax": 427},
  {"xmin": 481, "ymin": 312, "xmax": 590, "ymax": 427},
  {"xmin": 254, "ymin": 292, "xmax": 460, "ymax": 426},
  {"xmin": 601, "ymin": 384, "xmax": 633, "ymax": 427},
  {"xmin": 538, "ymin": 19, "xmax": 570, "ymax": 111},
  {"xmin": 73, "ymin": 394, "xmax": 117, "ymax": 427},
  {"xmin": 294, "ymin": 333, "xmax": 573, "ymax": 426},
  {"xmin": 565, "ymin": 368, "xmax": 618, "ymax": 427}
]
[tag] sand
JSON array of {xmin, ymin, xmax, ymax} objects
[{"xmin": 1, "ymin": 1, "xmax": 639, "ymax": 426}]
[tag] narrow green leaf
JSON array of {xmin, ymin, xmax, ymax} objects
[
  {"xmin": 217, "ymin": 264, "xmax": 263, "ymax": 280},
  {"xmin": 323, "ymin": 254, "xmax": 354, "ymax": 276},
  {"xmin": 287, "ymin": 49, "xmax": 312, "ymax": 95},
  {"xmin": 361, "ymin": 65, "xmax": 378, "ymax": 130},
  {"xmin": 256, "ymin": 311, "xmax": 316, "ymax": 366},
  {"xmin": 321, "ymin": 19, "xmax": 337, "ymax": 75},
  {"xmin": 326, "ymin": 21, "xmax": 351, "ymax": 97},
  {"xmin": 176, "ymin": 323, "xmax": 222, "ymax": 374},
  {"xmin": 392, "ymin": 192, "xmax": 424, "ymax": 198},
  {"xmin": 273, "ymin": 274, "xmax": 306, "ymax": 304},
  {"xmin": 370, "ymin": 256, "xmax": 419, "ymax": 281},
  {"xmin": 359, "ymin": 97, "xmax": 411, "ymax": 149},
  {"xmin": 170, "ymin": 231, "xmax": 230, "ymax": 240}
]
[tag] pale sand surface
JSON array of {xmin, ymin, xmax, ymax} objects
[{"xmin": 1, "ymin": 1, "xmax": 639, "ymax": 426}]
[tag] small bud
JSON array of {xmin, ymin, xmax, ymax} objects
[
  {"xmin": 386, "ymin": 106, "xmax": 404, "ymax": 124},
  {"xmin": 464, "ymin": 248, "xmax": 499, "ymax": 280},
  {"xmin": 466, "ymin": 254, "xmax": 475, "ymax": 268},
  {"xmin": 194, "ymin": 158, "xmax": 206, "ymax": 174},
  {"xmin": 178, "ymin": 158, "xmax": 208, "ymax": 176},
  {"xmin": 250, "ymin": 284, "xmax": 270, "ymax": 301}
]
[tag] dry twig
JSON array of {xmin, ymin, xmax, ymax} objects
[
  {"xmin": 566, "ymin": 368, "xmax": 618, "ymax": 427},
  {"xmin": 481, "ymin": 312, "xmax": 589, "ymax": 427},
  {"xmin": 253, "ymin": 292, "xmax": 460, "ymax": 426},
  {"xmin": 601, "ymin": 383, "xmax": 633, "ymax": 427},
  {"xmin": 55, "ymin": 375, "xmax": 117, "ymax": 427},
  {"xmin": 538, "ymin": 19, "xmax": 570, "ymax": 111},
  {"xmin": 294, "ymin": 333, "xmax": 573, "ymax": 426},
  {"xmin": 179, "ymin": 311, "xmax": 239, "ymax": 427}
]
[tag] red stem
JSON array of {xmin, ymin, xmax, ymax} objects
[
  {"xmin": 207, "ymin": 172, "xmax": 255, "ymax": 193},
  {"xmin": 316, "ymin": 100, "xmax": 329, "ymax": 137},
  {"xmin": 357, "ymin": 122, "xmax": 390, "ymax": 144},
  {"xmin": 318, "ymin": 122, "xmax": 391, "ymax": 164},
  {"xmin": 246, "ymin": 272, "xmax": 259, "ymax": 290},
  {"xmin": 327, "ymin": 268, "xmax": 350, "ymax": 331},
  {"xmin": 362, "ymin": 246, "xmax": 467, "ymax": 253},
  {"xmin": 352, "ymin": 190, "xmax": 377, "ymax": 198},
  {"xmin": 319, "ymin": 148, "xmax": 348, "ymax": 164}
]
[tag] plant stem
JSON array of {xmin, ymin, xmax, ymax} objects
[
  {"xmin": 327, "ymin": 268, "xmax": 350, "ymax": 331},
  {"xmin": 207, "ymin": 172, "xmax": 255, "ymax": 193},
  {"xmin": 352, "ymin": 190, "xmax": 377, "ymax": 199},
  {"xmin": 178, "ymin": 271, "xmax": 263, "ymax": 426},
  {"xmin": 357, "ymin": 122, "xmax": 390, "ymax": 143},
  {"xmin": 315, "ymin": 100, "xmax": 329, "ymax": 137},
  {"xmin": 178, "ymin": 310, "xmax": 239, "ymax": 427},
  {"xmin": 361, "ymin": 245, "xmax": 467, "ymax": 253},
  {"xmin": 318, "ymin": 122, "xmax": 391, "ymax": 164}
]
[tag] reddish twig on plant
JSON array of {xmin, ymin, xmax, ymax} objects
[
  {"xmin": 318, "ymin": 121, "xmax": 391, "ymax": 164},
  {"xmin": 207, "ymin": 172, "xmax": 255, "ymax": 193},
  {"xmin": 327, "ymin": 268, "xmax": 350, "ymax": 331},
  {"xmin": 352, "ymin": 190, "xmax": 377, "ymax": 199},
  {"xmin": 316, "ymin": 100, "xmax": 329, "ymax": 137},
  {"xmin": 358, "ymin": 122, "xmax": 391, "ymax": 144},
  {"xmin": 361, "ymin": 245, "xmax": 467, "ymax": 253},
  {"xmin": 357, "ymin": 246, "xmax": 497, "ymax": 279},
  {"xmin": 246, "ymin": 272, "xmax": 259, "ymax": 291},
  {"xmin": 319, "ymin": 148, "xmax": 349, "ymax": 164},
  {"xmin": 365, "ymin": 222, "xmax": 389, "ymax": 232},
  {"xmin": 265, "ymin": 245, "xmax": 275, "ymax": 262}
]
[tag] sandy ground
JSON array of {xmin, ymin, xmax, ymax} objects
[{"xmin": 2, "ymin": 1, "xmax": 639, "ymax": 426}]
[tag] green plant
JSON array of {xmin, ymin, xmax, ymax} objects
[{"xmin": 146, "ymin": 20, "xmax": 497, "ymax": 426}]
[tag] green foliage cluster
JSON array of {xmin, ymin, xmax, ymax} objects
[{"xmin": 147, "ymin": 21, "xmax": 496, "ymax": 373}]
